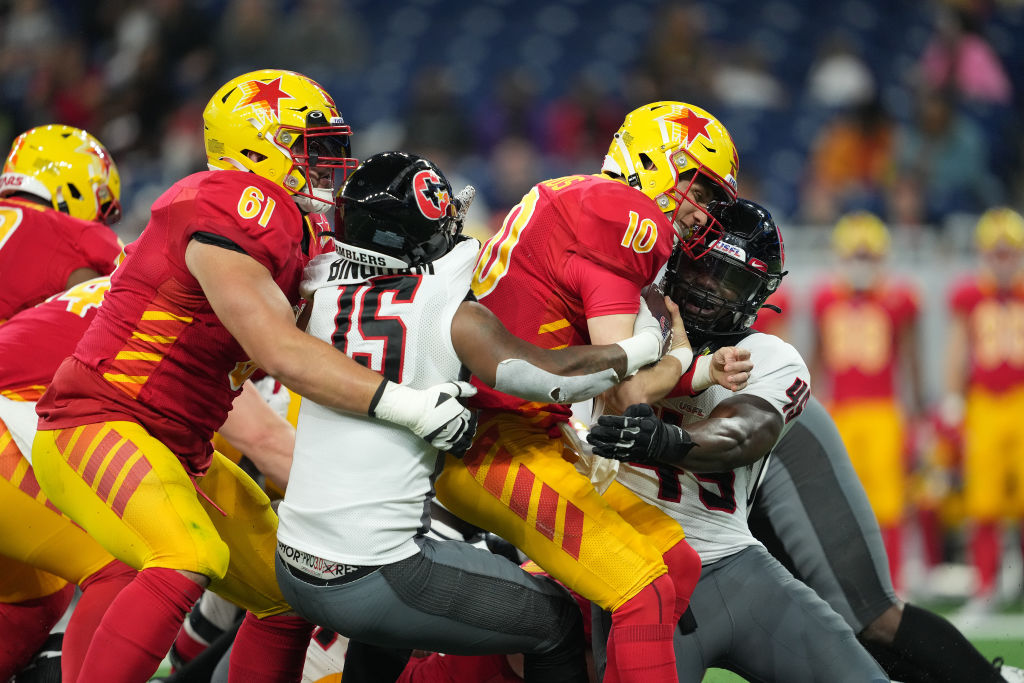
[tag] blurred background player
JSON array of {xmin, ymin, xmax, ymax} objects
[
  {"xmin": 29, "ymin": 69, "xmax": 476, "ymax": 683},
  {"xmin": 434, "ymin": 101, "xmax": 752, "ymax": 683},
  {"xmin": 945, "ymin": 207, "xmax": 1024, "ymax": 613},
  {"xmin": 0, "ymin": 124, "xmax": 123, "ymax": 323},
  {"xmin": 810, "ymin": 211, "xmax": 925, "ymax": 591}
]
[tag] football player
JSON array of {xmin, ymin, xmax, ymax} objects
[
  {"xmin": 0, "ymin": 276, "xmax": 302, "ymax": 683},
  {"xmin": 0, "ymin": 124, "xmax": 123, "ymax": 323},
  {"xmin": 810, "ymin": 212, "xmax": 924, "ymax": 589},
  {"xmin": 587, "ymin": 199, "xmax": 889, "ymax": 682},
  {"xmin": 0, "ymin": 277, "xmax": 136, "ymax": 683},
  {"xmin": 434, "ymin": 101, "xmax": 752, "ymax": 683},
  {"xmin": 277, "ymin": 150, "xmax": 684, "ymax": 682},
  {"xmin": 944, "ymin": 207, "xmax": 1024, "ymax": 611},
  {"xmin": 29, "ymin": 70, "xmax": 475, "ymax": 683}
]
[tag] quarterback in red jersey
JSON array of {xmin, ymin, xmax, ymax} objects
[
  {"xmin": 436, "ymin": 101, "xmax": 751, "ymax": 683},
  {"xmin": 945, "ymin": 207, "xmax": 1024, "ymax": 609},
  {"xmin": 811, "ymin": 211, "xmax": 924, "ymax": 590},
  {"xmin": 31, "ymin": 69, "xmax": 477, "ymax": 683},
  {"xmin": 0, "ymin": 125, "xmax": 123, "ymax": 323}
]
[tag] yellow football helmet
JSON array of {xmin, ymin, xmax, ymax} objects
[
  {"xmin": 0, "ymin": 124, "xmax": 121, "ymax": 224},
  {"xmin": 602, "ymin": 101, "xmax": 739, "ymax": 250},
  {"xmin": 204, "ymin": 69, "xmax": 357, "ymax": 214},
  {"xmin": 975, "ymin": 207, "xmax": 1024, "ymax": 253},
  {"xmin": 832, "ymin": 211, "xmax": 890, "ymax": 258}
]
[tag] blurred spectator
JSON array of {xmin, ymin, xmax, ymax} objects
[
  {"xmin": 710, "ymin": 45, "xmax": 786, "ymax": 110},
  {"xmin": 802, "ymin": 98, "xmax": 896, "ymax": 224},
  {"xmin": 472, "ymin": 68, "xmax": 546, "ymax": 156},
  {"xmin": 479, "ymin": 136, "xmax": 545, "ymax": 226},
  {"xmin": 271, "ymin": 0, "xmax": 367, "ymax": 83},
  {"xmin": 217, "ymin": 0, "xmax": 283, "ymax": 75},
  {"xmin": 919, "ymin": 6, "xmax": 1012, "ymax": 106},
  {"xmin": 542, "ymin": 71, "xmax": 625, "ymax": 170},
  {"xmin": 402, "ymin": 66, "xmax": 473, "ymax": 160},
  {"xmin": 811, "ymin": 212, "xmax": 925, "ymax": 592},
  {"xmin": 890, "ymin": 88, "xmax": 1002, "ymax": 225},
  {"xmin": 642, "ymin": 2, "xmax": 713, "ymax": 102},
  {"xmin": 806, "ymin": 33, "xmax": 876, "ymax": 109}
]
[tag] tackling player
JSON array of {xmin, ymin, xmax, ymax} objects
[
  {"xmin": 0, "ymin": 124, "xmax": 123, "ymax": 323},
  {"xmin": 0, "ymin": 277, "xmax": 136, "ymax": 683},
  {"xmin": 587, "ymin": 199, "xmax": 889, "ymax": 682},
  {"xmin": 434, "ymin": 101, "xmax": 751, "ymax": 683},
  {"xmin": 810, "ymin": 211, "xmax": 924, "ymax": 589},
  {"xmin": 944, "ymin": 207, "xmax": 1024, "ymax": 611},
  {"xmin": 277, "ymin": 151, "xmax": 682, "ymax": 682},
  {"xmin": 30, "ymin": 70, "xmax": 476, "ymax": 683}
]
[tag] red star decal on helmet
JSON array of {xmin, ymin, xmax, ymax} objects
[
  {"xmin": 235, "ymin": 77, "xmax": 294, "ymax": 119},
  {"xmin": 664, "ymin": 109, "xmax": 712, "ymax": 146}
]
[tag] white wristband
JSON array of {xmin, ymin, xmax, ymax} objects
[
  {"xmin": 667, "ymin": 346, "xmax": 693, "ymax": 372},
  {"xmin": 691, "ymin": 354, "xmax": 714, "ymax": 392},
  {"xmin": 614, "ymin": 332, "xmax": 663, "ymax": 378}
]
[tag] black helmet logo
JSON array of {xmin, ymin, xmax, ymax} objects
[{"xmin": 413, "ymin": 169, "xmax": 450, "ymax": 220}]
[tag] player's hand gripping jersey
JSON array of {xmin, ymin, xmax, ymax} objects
[
  {"xmin": 470, "ymin": 175, "xmax": 675, "ymax": 421},
  {"xmin": 616, "ymin": 332, "xmax": 810, "ymax": 564},
  {"xmin": 0, "ymin": 197, "xmax": 121, "ymax": 323},
  {"xmin": 278, "ymin": 238, "xmax": 479, "ymax": 566},
  {"xmin": 36, "ymin": 171, "xmax": 315, "ymax": 472}
]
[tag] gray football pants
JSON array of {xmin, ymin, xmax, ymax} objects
[
  {"xmin": 673, "ymin": 546, "xmax": 889, "ymax": 683},
  {"xmin": 749, "ymin": 395, "xmax": 898, "ymax": 633},
  {"xmin": 275, "ymin": 535, "xmax": 581, "ymax": 659}
]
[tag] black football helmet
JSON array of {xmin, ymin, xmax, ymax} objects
[
  {"xmin": 337, "ymin": 151, "xmax": 462, "ymax": 267},
  {"xmin": 664, "ymin": 198, "xmax": 786, "ymax": 341}
]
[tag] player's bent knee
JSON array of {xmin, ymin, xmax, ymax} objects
[{"xmin": 859, "ymin": 603, "xmax": 903, "ymax": 645}]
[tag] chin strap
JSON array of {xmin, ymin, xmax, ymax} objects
[{"xmin": 762, "ymin": 303, "xmax": 782, "ymax": 314}]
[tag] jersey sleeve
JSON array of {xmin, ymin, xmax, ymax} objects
[
  {"xmin": 949, "ymin": 277, "xmax": 978, "ymax": 316},
  {"xmin": 71, "ymin": 222, "xmax": 123, "ymax": 275},
  {"xmin": 562, "ymin": 253, "xmax": 641, "ymax": 318},
  {"xmin": 187, "ymin": 173, "xmax": 302, "ymax": 278},
  {"xmin": 735, "ymin": 334, "xmax": 811, "ymax": 423}
]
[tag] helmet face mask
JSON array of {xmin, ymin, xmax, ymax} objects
[
  {"xmin": 0, "ymin": 124, "xmax": 122, "ymax": 224},
  {"xmin": 664, "ymin": 199, "xmax": 785, "ymax": 341},
  {"xmin": 337, "ymin": 152, "xmax": 463, "ymax": 268},
  {"xmin": 204, "ymin": 70, "xmax": 357, "ymax": 213}
]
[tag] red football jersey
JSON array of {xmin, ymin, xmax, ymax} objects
[
  {"xmin": 812, "ymin": 278, "xmax": 918, "ymax": 403},
  {"xmin": 0, "ymin": 276, "xmax": 110, "ymax": 399},
  {"xmin": 397, "ymin": 653, "xmax": 521, "ymax": 683},
  {"xmin": 37, "ymin": 170, "xmax": 308, "ymax": 473},
  {"xmin": 949, "ymin": 274, "xmax": 1024, "ymax": 393},
  {"xmin": 0, "ymin": 197, "xmax": 121, "ymax": 322},
  {"xmin": 470, "ymin": 174, "xmax": 675, "ymax": 420}
]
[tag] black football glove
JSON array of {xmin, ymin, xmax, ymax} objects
[{"xmin": 586, "ymin": 403, "xmax": 693, "ymax": 466}]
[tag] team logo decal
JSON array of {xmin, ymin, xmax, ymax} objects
[
  {"xmin": 234, "ymin": 76, "xmax": 294, "ymax": 121},
  {"xmin": 412, "ymin": 169, "xmax": 450, "ymax": 220},
  {"xmin": 663, "ymin": 109, "xmax": 712, "ymax": 147}
]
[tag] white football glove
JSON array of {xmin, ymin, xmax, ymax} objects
[{"xmin": 370, "ymin": 380, "xmax": 479, "ymax": 453}]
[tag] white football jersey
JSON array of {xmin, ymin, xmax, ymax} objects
[
  {"xmin": 277, "ymin": 238, "xmax": 479, "ymax": 566},
  {"xmin": 615, "ymin": 332, "xmax": 810, "ymax": 565}
]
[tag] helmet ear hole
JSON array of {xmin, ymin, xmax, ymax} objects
[
  {"xmin": 638, "ymin": 153, "xmax": 656, "ymax": 171},
  {"xmin": 66, "ymin": 183, "xmax": 82, "ymax": 200}
]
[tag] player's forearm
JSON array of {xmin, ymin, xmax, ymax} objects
[
  {"xmin": 256, "ymin": 327, "xmax": 383, "ymax": 415},
  {"xmin": 602, "ymin": 355, "xmax": 683, "ymax": 413},
  {"xmin": 672, "ymin": 419, "xmax": 764, "ymax": 472},
  {"xmin": 218, "ymin": 381, "xmax": 295, "ymax": 489}
]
